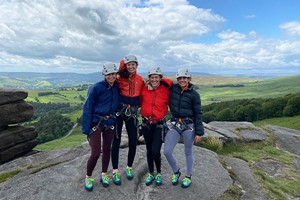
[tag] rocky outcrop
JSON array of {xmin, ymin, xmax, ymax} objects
[
  {"xmin": 1, "ymin": 122, "xmax": 300, "ymax": 199},
  {"xmin": 0, "ymin": 89, "xmax": 38, "ymax": 164}
]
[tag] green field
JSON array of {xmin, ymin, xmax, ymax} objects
[
  {"xmin": 27, "ymin": 90, "xmax": 87, "ymax": 106},
  {"xmin": 197, "ymin": 74, "xmax": 300, "ymax": 105},
  {"xmin": 26, "ymin": 74, "xmax": 300, "ymax": 106}
]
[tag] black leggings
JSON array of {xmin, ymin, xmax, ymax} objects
[
  {"xmin": 111, "ymin": 114, "xmax": 138, "ymax": 169},
  {"xmin": 142, "ymin": 123, "xmax": 163, "ymax": 173}
]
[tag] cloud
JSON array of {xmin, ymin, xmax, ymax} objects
[
  {"xmin": 244, "ymin": 14, "xmax": 256, "ymax": 19},
  {"xmin": 0, "ymin": 0, "xmax": 299, "ymax": 75},
  {"xmin": 280, "ymin": 21, "xmax": 300, "ymax": 36}
]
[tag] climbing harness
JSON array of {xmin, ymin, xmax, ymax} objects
[{"xmin": 169, "ymin": 117, "xmax": 194, "ymax": 135}]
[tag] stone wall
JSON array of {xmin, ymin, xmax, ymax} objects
[{"xmin": 0, "ymin": 89, "xmax": 38, "ymax": 164}]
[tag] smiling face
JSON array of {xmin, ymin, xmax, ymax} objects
[
  {"xmin": 177, "ymin": 76, "xmax": 190, "ymax": 89},
  {"xmin": 149, "ymin": 74, "xmax": 161, "ymax": 89},
  {"xmin": 105, "ymin": 73, "xmax": 117, "ymax": 85},
  {"xmin": 126, "ymin": 61, "xmax": 138, "ymax": 74}
]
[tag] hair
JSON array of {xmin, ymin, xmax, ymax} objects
[{"xmin": 119, "ymin": 68, "xmax": 130, "ymax": 78}]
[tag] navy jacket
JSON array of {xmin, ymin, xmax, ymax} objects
[
  {"xmin": 82, "ymin": 80, "xmax": 119, "ymax": 135},
  {"xmin": 169, "ymin": 83, "xmax": 204, "ymax": 136}
]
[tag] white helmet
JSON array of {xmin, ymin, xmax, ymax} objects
[
  {"xmin": 176, "ymin": 68, "xmax": 191, "ymax": 78},
  {"xmin": 148, "ymin": 66, "xmax": 163, "ymax": 77},
  {"xmin": 102, "ymin": 63, "xmax": 118, "ymax": 75},
  {"xmin": 124, "ymin": 54, "xmax": 138, "ymax": 64}
]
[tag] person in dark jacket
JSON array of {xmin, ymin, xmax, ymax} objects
[
  {"xmin": 140, "ymin": 66, "xmax": 172, "ymax": 186},
  {"xmin": 82, "ymin": 63, "xmax": 119, "ymax": 191},
  {"xmin": 111, "ymin": 55, "xmax": 145, "ymax": 185},
  {"xmin": 164, "ymin": 68, "xmax": 204, "ymax": 188}
]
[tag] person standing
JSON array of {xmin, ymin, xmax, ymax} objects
[
  {"xmin": 164, "ymin": 68, "xmax": 204, "ymax": 188},
  {"xmin": 82, "ymin": 63, "xmax": 119, "ymax": 191},
  {"xmin": 140, "ymin": 67, "xmax": 172, "ymax": 186},
  {"xmin": 111, "ymin": 55, "xmax": 145, "ymax": 185}
]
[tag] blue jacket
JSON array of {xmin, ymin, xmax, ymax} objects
[{"xmin": 82, "ymin": 80, "xmax": 119, "ymax": 135}]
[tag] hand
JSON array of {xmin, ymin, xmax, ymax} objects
[{"xmin": 194, "ymin": 135, "xmax": 201, "ymax": 143}]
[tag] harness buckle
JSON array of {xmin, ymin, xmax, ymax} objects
[{"xmin": 92, "ymin": 126, "xmax": 97, "ymax": 132}]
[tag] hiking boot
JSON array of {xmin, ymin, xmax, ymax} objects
[
  {"xmin": 145, "ymin": 173, "xmax": 154, "ymax": 186},
  {"xmin": 113, "ymin": 172, "xmax": 121, "ymax": 185},
  {"xmin": 100, "ymin": 174, "xmax": 110, "ymax": 187},
  {"xmin": 155, "ymin": 173, "xmax": 162, "ymax": 186},
  {"xmin": 85, "ymin": 177, "xmax": 94, "ymax": 191},
  {"xmin": 182, "ymin": 177, "xmax": 191, "ymax": 188},
  {"xmin": 126, "ymin": 167, "xmax": 134, "ymax": 180},
  {"xmin": 171, "ymin": 170, "xmax": 181, "ymax": 185}
]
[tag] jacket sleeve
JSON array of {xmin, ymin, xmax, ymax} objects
[
  {"xmin": 192, "ymin": 91, "xmax": 204, "ymax": 136},
  {"xmin": 81, "ymin": 85, "xmax": 97, "ymax": 134}
]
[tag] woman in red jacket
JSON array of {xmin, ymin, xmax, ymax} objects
[
  {"xmin": 140, "ymin": 66, "xmax": 172, "ymax": 186},
  {"xmin": 111, "ymin": 55, "xmax": 145, "ymax": 185}
]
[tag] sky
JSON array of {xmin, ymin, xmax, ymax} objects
[{"xmin": 0, "ymin": 0, "xmax": 300, "ymax": 76}]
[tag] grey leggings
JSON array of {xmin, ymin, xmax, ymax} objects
[{"xmin": 163, "ymin": 127, "xmax": 195, "ymax": 176}]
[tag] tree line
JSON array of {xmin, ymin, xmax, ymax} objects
[{"xmin": 202, "ymin": 93, "xmax": 300, "ymax": 123}]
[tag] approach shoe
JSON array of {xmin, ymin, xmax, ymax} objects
[
  {"xmin": 155, "ymin": 173, "xmax": 162, "ymax": 186},
  {"xmin": 145, "ymin": 173, "xmax": 154, "ymax": 186},
  {"xmin": 113, "ymin": 172, "xmax": 121, "ymax": 185},
  {"xmin": 100, "ymin": 174, "xmax": 110, "ymax": 187},
  {"xmin": 85, "ymin": 177, "xmax": 94, "ymax": 191},
  {"xmin": 181, "ymin": 177, "xmax": 192, "ymax": 188},
  {"xmin": 171, "ymin": 170, "xmax": 181, "ymax": 186},
  {"xmin": 126, "ymin": 167, "xmax": 134, "ymax": 180}
]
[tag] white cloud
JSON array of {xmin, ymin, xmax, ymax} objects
[
  {"xmin": 244, "ymin": 14, "xmax": 256, "ymax": 19},
  {"xmin": 0, "ymin": 0, "xmax": 299, "ymax": 76},
  {"xmin": 217, "ymin": 29, "xmax": 246, "ymax": 40},
  {"xmin": 280, "ymin": 21, "xmax": 300, "ymax": 36}
]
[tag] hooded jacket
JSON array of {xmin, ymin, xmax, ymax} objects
[
  {"xmin": 140, "ymin": 78, "xmax": 173, "ymax": 121},
  {"xmin": 169, "ymin": 83, "xmax": 204, "ymax": 136},
  {"xmin": 117, "ymin": 59, "xmax": 144, "ymax": 107},
  {"xmin": 82, "ymin": 80, "xmax": 119, "ymax": 135}
]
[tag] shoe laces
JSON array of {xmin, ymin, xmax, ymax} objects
[
  {"xmin": 102, "ymin": 174, "xmax": 109, "ymax": 182},
  {"xmin": 127, "ymin": 167, "xmax": 132, "ymax": 175},
  {"xmin": 182, "ymin": 177, "xmax": 191, "ymax": 184},
  {"xmin": 114, "ymin": 172, "xmax": 120, "ymax": 180},
  {"xmin": 146, "ymin": 173, "xmax": 154, "ymax": 181},
  {"xmin": 156, "ymin": 173, "xmax": 162, "ymax": 182},
  {"xmin": 172, "ymin": 174, "xmax": 177, "ymax": 182},
  {"xmin": 86, "ymin": 177, "xmax": 94, "ymax": 185}
]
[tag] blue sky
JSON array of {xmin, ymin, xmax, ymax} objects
[{"xmin": 0, "ymin": 0, "xmax": 300, "ymax": 76}]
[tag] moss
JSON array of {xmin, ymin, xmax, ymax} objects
[{"xmin": 0, "ymin": 169, "xmax": 22, "ymax": 183}]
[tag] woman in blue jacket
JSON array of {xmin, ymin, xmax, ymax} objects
[{"xmin": 82, "ymin": 63, "xmax": 119, "ymax": 191}]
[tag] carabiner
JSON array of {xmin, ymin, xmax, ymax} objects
[{"xmin": 125, "ymin": 105, "xmax": 131, "ymax": 116}]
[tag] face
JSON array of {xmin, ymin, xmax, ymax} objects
[
  {"xmin": 126, "ymin": 62, "xmax": 137, "ymax": 74},
  {"xmin": 149, "ymin": 74, "xmax": 161, "ymax": 88},
  {"xmin": 105, "ymin": 73, "xmax": 117, "ymax": 85},
  {"xmin": 177, "ymin": 77, "xmax": 189, "ymax": 88}
]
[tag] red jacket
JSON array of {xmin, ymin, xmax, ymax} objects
[
  {"xmin": 117, "ymin": 59, "xmax": 145, "ymax": 106},
  {"xmin": 140, "ymin": 78, "xmax": 173, "ymax": 121}
]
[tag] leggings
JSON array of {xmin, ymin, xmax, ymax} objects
[
  {"xmin": 142, "ymin": 123, "xmax": 163, "ymax": 173},
  {"xmin": 163, "ymin": 127, "xmax": 195, "ymax": 176},
  {"xmin": 86, "ymin": 125, "xmax": 114, "ymax": 176},
  {"xmin": 111, "ymin": 114, "xmax": 137, "ymax": 169}
]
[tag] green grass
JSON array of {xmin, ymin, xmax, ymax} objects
[
  {"xmin": 27, "ymin": 90, "xmax": 86, "ymax": 106},
  {"xmin": 198, "ymin": 74, "xmax": 300, "ymax": 105},
  {"xmin": 254, "ymin": 115, "xmax": 300, "ymax": 131},
  {"xmin": 254, "ymin": 169, "xmax": 300, "ymax": 199},
  {"xmin": 0, "ymin": 169, "xmax": 22, "ymax": 183},
  {"xmin": 34, "ymin": 126, "xmax": 86, "ymax": 151}
]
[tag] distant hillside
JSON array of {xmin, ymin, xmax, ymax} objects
[
  {"xmin": 0, "ymin": 72, "xmax": 102, "ymax": 89},
  {"xmin": 200, "ymin": 74, "xmax": 300, "ymax": 105}
]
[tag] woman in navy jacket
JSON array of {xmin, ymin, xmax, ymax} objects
[
  {"xmin": 82, "ymin": 63, "xmax": 119, "ymax": 191},
  {"xmin": 164, "ymin": 68, "xmax": 204, "ymax": 188}
]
